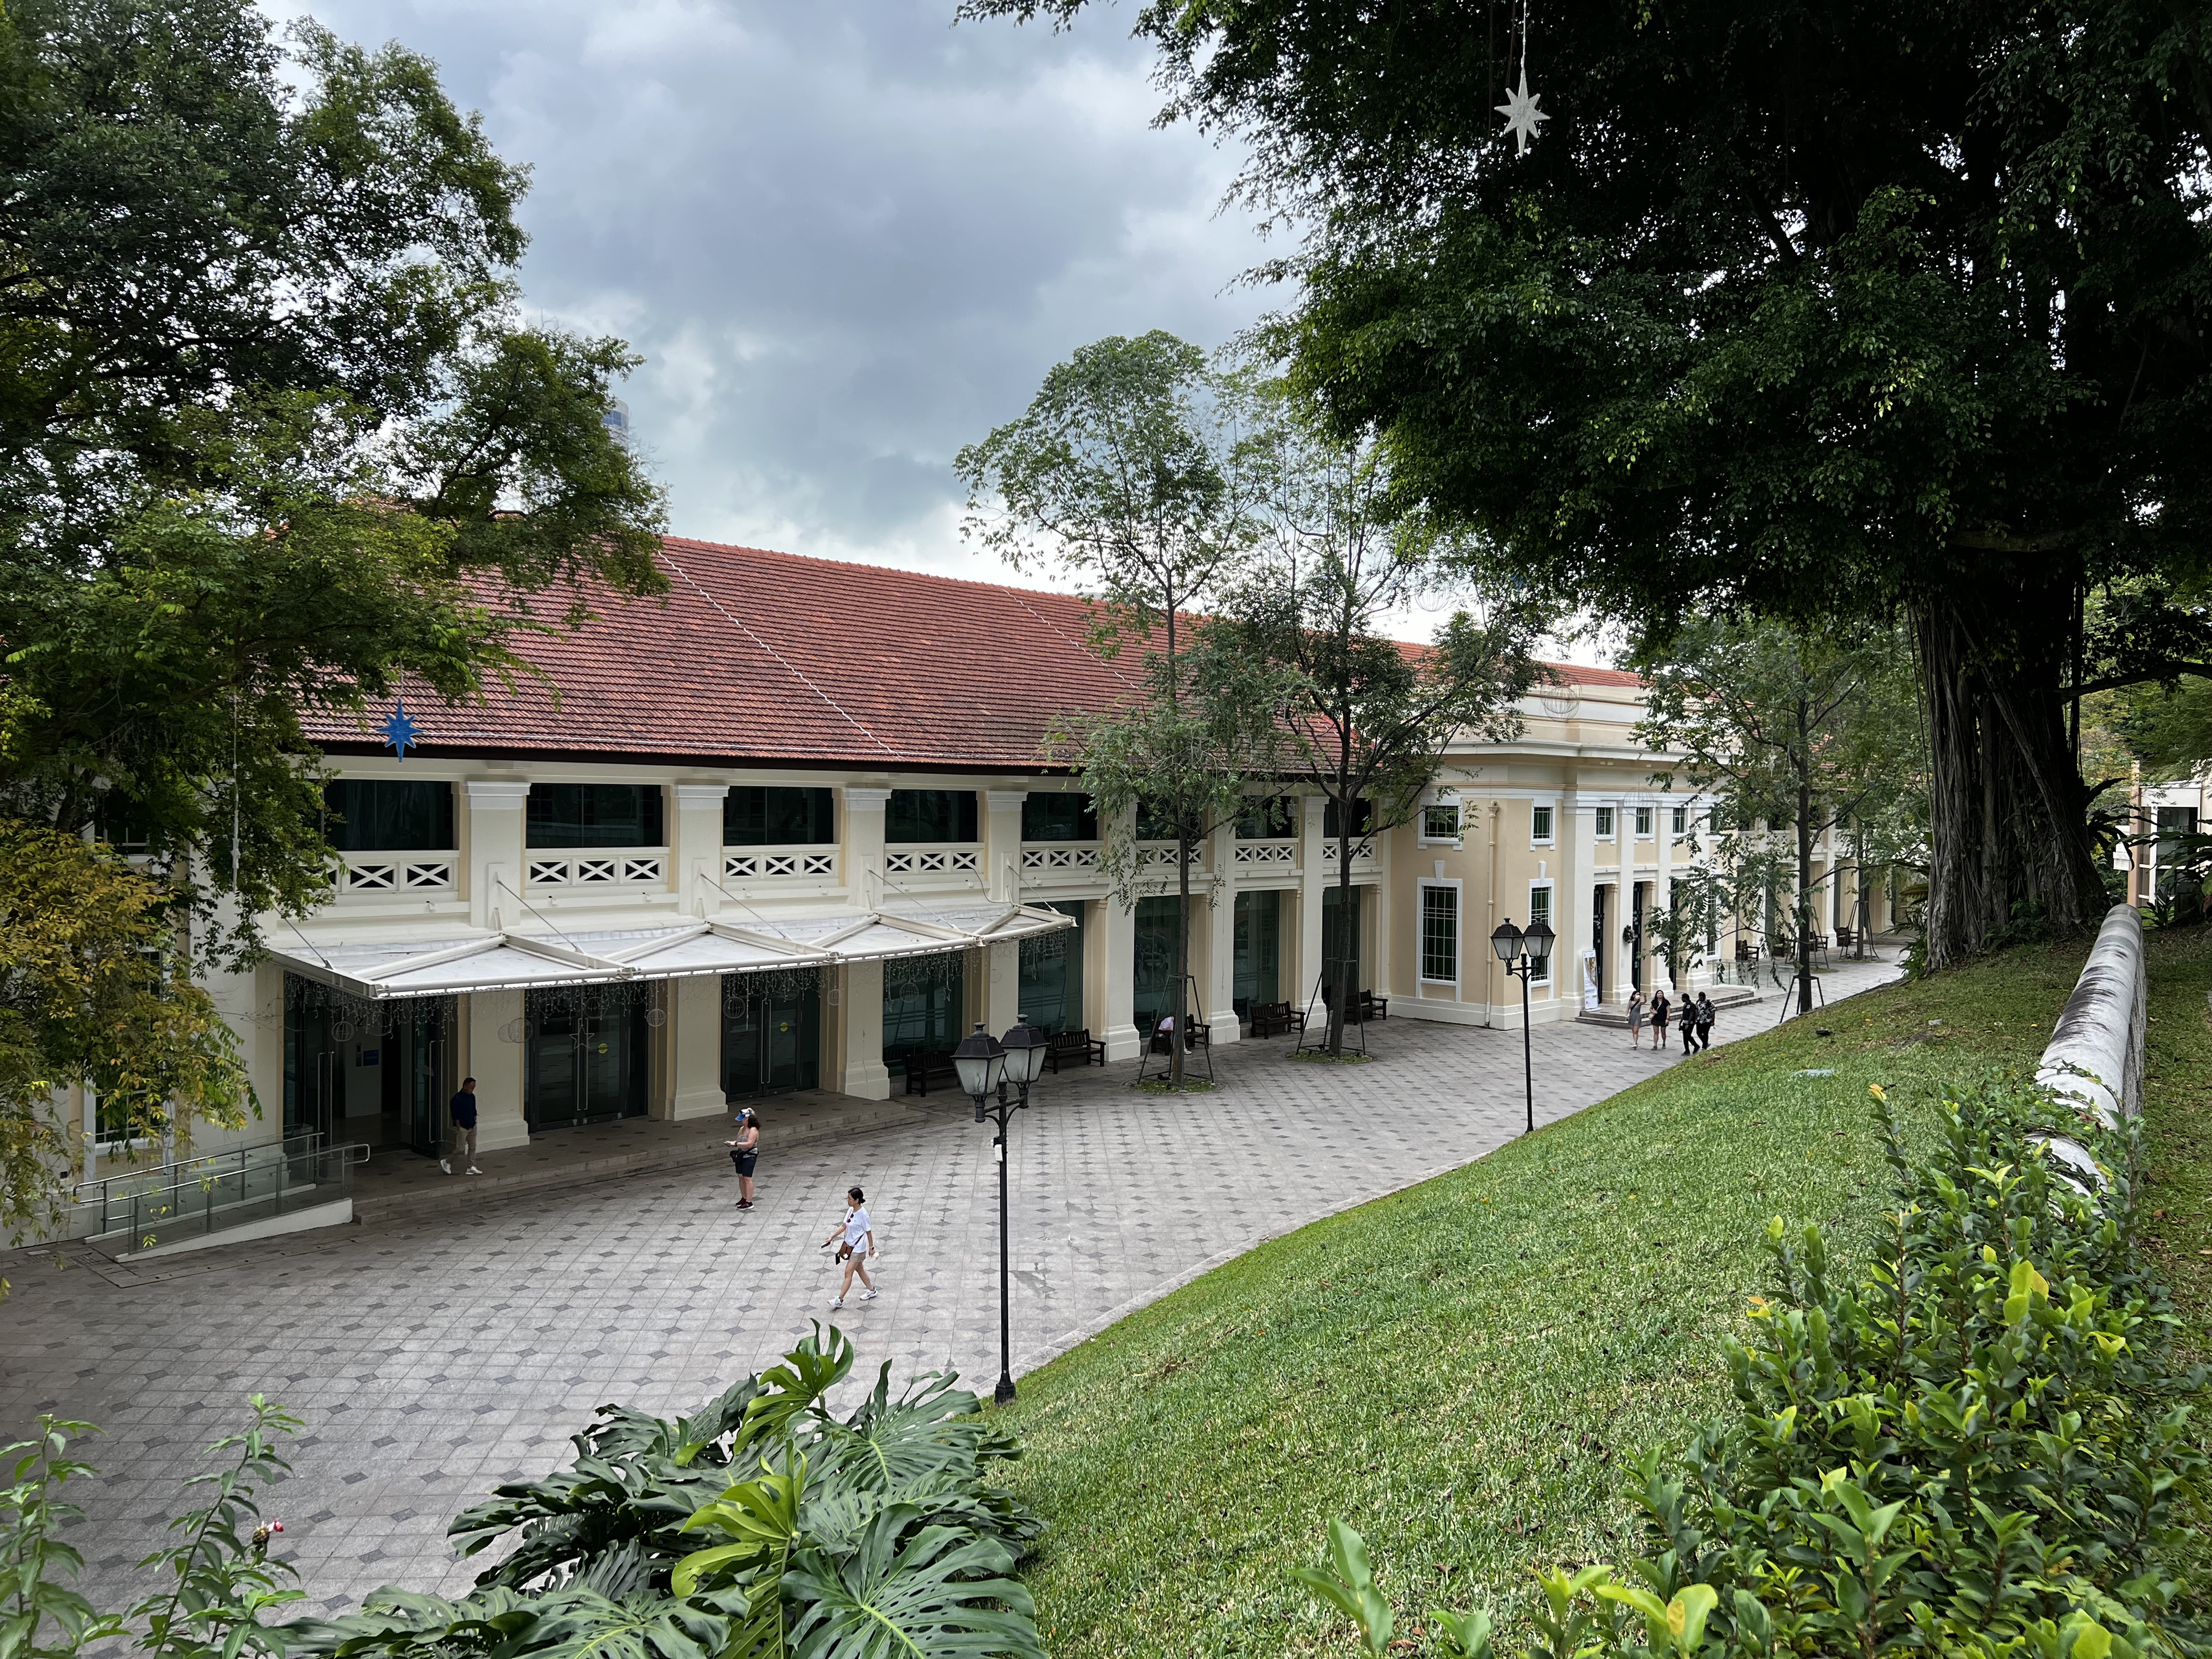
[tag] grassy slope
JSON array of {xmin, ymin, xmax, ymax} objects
[
  {"xmin": 2138, "ymin": 925, "xmax": 2212, "ymax": 1606},
  {"xmin": 1001, "ymin": 941, "xmax": 2103, "ymax": 1658}
]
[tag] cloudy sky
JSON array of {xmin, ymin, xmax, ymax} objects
[{"xmin": 267, "ymin": 0, "xmax": 1279, "ymax": 586}]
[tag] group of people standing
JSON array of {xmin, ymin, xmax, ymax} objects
[{"xmin": 1627, "ymin": 987, "xmax": 1715, "ymax": 1053}]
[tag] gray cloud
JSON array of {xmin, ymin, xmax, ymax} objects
[{"xmin": 269, "ymin": 0, "xmax": 1277, "ymax": 578}]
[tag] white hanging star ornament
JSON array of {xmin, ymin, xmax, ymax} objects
[{"xmin": 1495, "ymin": 67, "xmax": 1550, "ymax": 155}]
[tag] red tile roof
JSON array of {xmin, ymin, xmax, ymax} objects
[{"xmin": 304, "ymin": 538, "xmax": 1633, "ymax": 768}]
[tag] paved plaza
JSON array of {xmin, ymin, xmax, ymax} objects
[{"xmin": 0, "ymin": 960, "xmax": 1900, "ymax": 1614}]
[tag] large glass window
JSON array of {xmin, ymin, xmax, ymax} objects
[
  {"xmin": 527, "ymin": 784, "xmax": 664, "ymax": 849},
  {"xmin": 1323, "ymin": 796, "xmax": 1373, "ymax": 839},
  {"xmin": 883, "ymin": 954, "xmax": 966, "ymax": 1074},
  {"xmin": 1136, "ymin": 798, "xmax": 1197, "ymax": 841},
  {"xmin": 1017, "ymin": 902, "xmax": 1086, "ymax": 1032},
  {"xmin": 1421, "ymin": 803, "xmax": 1460, "ymax": 841},
  {"xmin": 722, "ymin": 974, "xmax": 821, "ymax": 1099},
  {"xmin": 1528, "ymin": 883, "xmax": 1553, "ymax": 982},
  {"xmin": 1421, "ymin": 884, "xmax": 1459, "ymax": 983},
  {"xmin": 525, "ymin": 986, "xmax": 651, "ymax": 1129},
  {"xmin": 1232, "ymin": 890, "xmax": 1281, "ymax": 1016},
  {"xmin": 724, "ymin": 786, "xmax": 835, "ymax": 846},
  {"xmin": 1022, "ymin": 793, "xmax": 1097, "ymax": 842},
  {"xmin": 1235, "ymin": 796, "xmax": 1299, "ymax": 838},
  {"xmin": 887, "ymin": 789, "xmax": 977, "ymax": 843},
  {"xmin": 326, "ymin": 780, "xmax": 455, "ymax": 852},
  {"xmin": 1133, "ymin": 895, "xmax": 1183, "ymax": 1029}
]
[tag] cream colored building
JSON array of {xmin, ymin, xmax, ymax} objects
[{"xmin": 72, "ymin": 540, "xmax": 1888, "ymax": 1182}]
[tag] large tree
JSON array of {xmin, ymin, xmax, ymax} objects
[
  {"xmin": 967, "ymin": 0, "xmax": 2212, "ymax": 971},
  {"xmin": 0, "ymin": 0, "xmax": 665, "ymax": 1233},
  {"xmin": 1640, "ymin": 617, "xmax": 1925, "ymax": 1010},
  {"xmin": 1213, "ymin": 392, "xmax": 1544, "ymax": 1052},
  {"xmin": 957, "ymin": 332, "xmax": 1266, "ymax": 1086}
]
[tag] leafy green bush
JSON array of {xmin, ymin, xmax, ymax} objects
[
  {"xmin": 1300, "ymin": 1079, "xmax": 2210, "ymax": 1658},
  {"xmin": 2, "ymin": 1327, "xmax": 1044, "ymax": 1659}
]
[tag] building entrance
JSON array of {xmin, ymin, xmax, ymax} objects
[
  {"xmin": 525, "ymin": 985, "xmax": 651, "ymax": 1131},
  {"xmin": 282, "ymin": 974, "xmax": 453, "ymax": 1156},
  {"xmin": 723, "ymin": 974, "xmax": 821, "ymax": 1100}
]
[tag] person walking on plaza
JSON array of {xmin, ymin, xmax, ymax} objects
[
  {"xmin": 725, "ymin": 1108, "xmax": 761, "ymax": 1209},
  {"xmin": 441, "ymin": 1077, "xmax": 479, "ymax": 1175},
  {"xmin": 822, "ymin": 1186, "xmax": 878, "ymax": 1309},
  {"xmin": 1650, "ymin": 988, "xmax": 1671, "ymax": 1051},
  {"xmin": 1695, "ymin": 992, "xmax": 1717, "ymax": 1053},
  {"xmin": 1627, "ymin": 988, "xmax": 1647, "ymax": 1048}
]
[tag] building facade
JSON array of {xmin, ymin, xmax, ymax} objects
[{"xmin": 62, "ymin": 539, "xmax": 1893, "ymax": 1181}]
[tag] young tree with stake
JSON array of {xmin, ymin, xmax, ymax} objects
[{"xmin": 957, "ymin": 333, "xmax": 1266, "ymax": 1087}]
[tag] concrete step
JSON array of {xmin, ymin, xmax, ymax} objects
[{"xmin": 1577, "ymin": 985, "xmax": 1757, "ymax": 1027}]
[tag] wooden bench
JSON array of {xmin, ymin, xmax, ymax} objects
[
  {"xmin": 901, "ymin": 1050, "xmax": 959, "ymax": 1097},
  {"xmin": 1146, "ymin": 1020, "xmax": 1211, "ymax": 1054},
  {"xmin": 1359, "ymin": 989, "xmax": 1389, "ymax": 1021},
  {"xmin": 1044, "ymin": 1028, "xmax": 1106, "ymax": 1073},
  {"xmin": 1249, "ymin": 1000, "xmax": 1305, "ymax": 1039}
]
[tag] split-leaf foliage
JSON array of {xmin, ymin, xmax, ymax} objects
[{"xmin": 0, "ymin": 1329, "xmax": 1044, "ymax": 1659}]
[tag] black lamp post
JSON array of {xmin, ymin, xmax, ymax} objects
[
  {"xmin": 954, "ymin": 1016, "xmax": 1048, "ymax": 1407},
  {"xmin": 1490, "ymin": 918, "xmax": 1556, "ymax": 1136}
]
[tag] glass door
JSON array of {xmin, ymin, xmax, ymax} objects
[
  {"xmin": 1232, "ymin": 890, "xmax": 1281, "ymax": 1018},
  {"xmin": 374, "ymin": 998, "xmax": 453, "ymax": 1156},
  {"xmin": 526, "ymin": 988, "xmax": 650, "ymax": 1131},
  {"xmin": 1016, "ymin": 902, "xmax": 1086, "ymax": 1033},
  {"xmin": 722, "ymin": 978, "xmax": 821, "ymax": 1100}
]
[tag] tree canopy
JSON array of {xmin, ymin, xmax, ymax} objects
[{"xmin": 967, "ymin": 0, "xmax": 2212, "ymax": 967}]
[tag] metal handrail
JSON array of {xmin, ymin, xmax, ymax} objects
[
  {"xmin": 72, "ymin": 1129, "xmax": 324, "ymax": 1203},
  {"xmin": 98, "ymin": 1139, "xmax": 371, "ymax": 1255},
  {"xmin": 75, "ymin": 1132, "xmax": 354, "ymax": 1239}
]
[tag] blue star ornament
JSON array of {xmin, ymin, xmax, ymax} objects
[
  {"xmin": 380, "ymin": 699, "xmax": 422, "ymax": 759},
  {"xmin": 1496, "ymin": 68, "xmax": 1550, "ymax": 155}
]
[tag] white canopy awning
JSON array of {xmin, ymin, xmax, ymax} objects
[{"xmin": 269, "ymin": 903, "xmax": 1076, "ymax": 1002}]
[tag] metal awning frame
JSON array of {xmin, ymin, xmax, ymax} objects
[{"xmin": 273, "ymin": 904, "xmax": 1076, "ymax": 1003}]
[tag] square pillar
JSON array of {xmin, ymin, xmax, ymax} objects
[
  {"xmin": 1559, "ymin": 791, "xmax": 1593, "ymax": 1018},
  {"xmin": 987, "ymin": 938, "xmax": 1020, "ymax": 1033},
  {"xmin": 1203, "ymin": 819, "xmax": 1239, "ymax": 1042},
  {"xmin": 667, "ymin": 974, "xmax": 728, "ymax": 1120},
  {"xmin": 1100, "ymin": 892, "xmax": 1139, "ymax": 1062},
  {"xmin": 675, "ymin": 783, "xmax": 730, "ymax": 917},
  {"xmin": 464, "ymin": 990, "xmax": 531, "ymax": 1151},
  {"xmin": 1296, "ymin": 795, "xmax": 1326, "ymax": 1011},
  {"xmin": 839, "ymin": 958, "xmax": 890, "ymax": 1100},
  {"xmin": 985, "ymin": 789, "xmax": 1027, "ymax": 905},
  {"xmin": 463, "ymin": 780, "xmax": 530, "ymax": 931},
  {"xmin": 843, "ymin": 786, "xmax": 890, "ymax": 911}
]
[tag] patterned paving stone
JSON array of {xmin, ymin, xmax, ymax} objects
[{"xmin": 0, "ymin": 961, "xmax": 1900, "ymax": 1614}]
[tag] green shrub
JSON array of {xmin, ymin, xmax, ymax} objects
[
  {"xmin": 2, "ymin": 1328, "xmax": 1044, "ymax": 1659},
  {"xmin": 1301, "ymin": 1079, "xmax": 2210, "ymax": 1658}
]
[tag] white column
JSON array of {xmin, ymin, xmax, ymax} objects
[
  {"xmin": 667, "ymin": 975, "xmax": 727, "ymax": 1120},
  {"xmin": 465, "ymin": 990, "xmax": 531, "ymax": 1151},
  {"xmin": 675, "ymin": 783, "xmax": 729, "ymax": 916},
  {"xmin": 463, "ymin": 780, "xmax": 530, "ymax": 931},
  {"xmin": 1558, "ymin": 791, "xmax": 1591, "ymax": 1021},
  {"xmin": 843, "ymin": 786, "xmax": 890, "ymax": 911},
  {"xmin": 839, "ymin": 959, "xmax": 890, "ymax": 1100},
  {"xmin": 987, "ymin": 939, "xmax": 1020, "ymax": 1034},
  {"xmin": 1656, "ymin": 798, "xmax": 1677, "ymax": 991},
  {"xmin": 1204, "ymin": 817, "xmax": 1239, "ymax": 1042},
  {"xmin": 984, "ymin": 789, "xmax": 1027, "ymax": 905},
  {"xmin": 1296, "ymin": 795, "xmax": 1326, "ymax": 1012}
]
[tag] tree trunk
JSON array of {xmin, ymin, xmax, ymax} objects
[
  {"xmin": 1327, "ymin": 836, "xmax": 1354, "ymax": 1056},
  {"xmin": 1913, "ymin": 599, "xmax": 2106, "ymax": 971},
  {"xmin": 1796, "ymin": 770, "xmax": 1814, "ymax": 1014},
  {"xmin": 1172, "ymin": 837, "xmax": 1191, "ymax": 1087}
]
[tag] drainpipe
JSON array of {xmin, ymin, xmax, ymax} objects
[{"xmin": 1486, "ymin": 799, "xmax": 1501, "ymax": 1027}]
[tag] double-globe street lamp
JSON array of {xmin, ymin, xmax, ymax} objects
[
  {"xmin": 1489, "ymin": 918, "xmax": 1556, "ymax": 1137},
  {"xmin": 951, "ymin": 1016, "xmax": 1048, "ymax": 1407}
]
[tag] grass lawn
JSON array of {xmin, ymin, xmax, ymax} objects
[{"xmin": 1000, "ymin": 936, "xmax": 2140, "ymax": 1658}]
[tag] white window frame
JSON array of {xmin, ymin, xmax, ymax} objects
[
  {"xmin": 1530, "ymin": 802, "xmax": 1556, "ymax": 847},
  {"xmin": 1594, "ymin": 806, "xmax": 1616, "ymax": 840},
  {"xmin": 1416, "ymin": 796, "xmax": 1464, "ymax": 849},
  {"xmin": 1635, "ymin": 805, "xmax": 1653, "ymax": 838},
  {"xmin": 1417, "ymin": 877, "xmax": 1462, "ymax": 990},
  {"xmin": 1526, "ymin": 879, "xmax": 1554, "ymax": 984},
  {"xmin": 1672, "ymin": 805, "xmax": 1688, "ymax": 838}
]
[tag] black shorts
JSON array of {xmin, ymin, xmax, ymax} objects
[{"xmin": 731, "ymin": 1150, "xmax": 758, "ymax": 1176}]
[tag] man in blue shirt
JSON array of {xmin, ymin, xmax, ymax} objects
[{"xmin": 442, "ymin": 1077, "xmax": 480, "ymax": 1175}]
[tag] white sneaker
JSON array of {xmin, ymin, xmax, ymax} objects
[
  {"xmin": 466, "ymin": 1166, "xmax": 482, "ymax": 1175},
  {"xmin": 440, "ymin": 1160, "xmax": 451, "ymax": 1174},
  {"xmin": 828, "ymin": 1297, "xmax": 844, "ymax": 1310},
  {"xmin": 859, "ymin": 1288, "xmax": 878, "ymax": 1301}
]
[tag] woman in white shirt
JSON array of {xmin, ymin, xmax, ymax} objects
[{"xmin": 821, "ymin": 1185, "xmax": 878, "ymax": 1308}]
